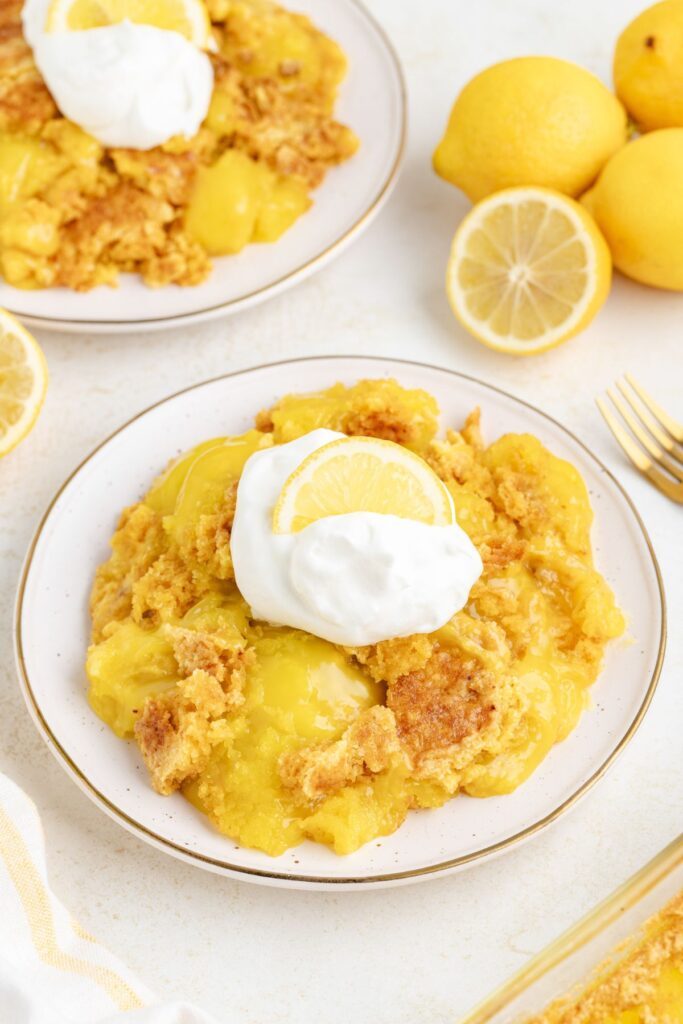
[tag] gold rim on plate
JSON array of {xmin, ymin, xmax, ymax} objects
[
  {"xmin": 7, "ymin": 0, "xmax": 407, "ymax": 332},
  {"xmin": 14, "ymin": 356, "xmax": 667, "ymax": 885}
]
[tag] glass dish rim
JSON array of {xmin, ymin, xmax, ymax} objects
[{"xmin": 461, "ymin": 832, "xmax": 683, "ymax": 1023}]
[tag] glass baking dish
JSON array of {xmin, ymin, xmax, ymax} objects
[{"xmin": 461, "ymin": 833, "xmax": 683, "ymax": 1023}]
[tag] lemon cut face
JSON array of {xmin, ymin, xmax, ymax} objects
[
  {"xmin": 272, "ymin": 436, "xmax": 454, "ymax": 534},
  {"xmin": 45, "ymin": 0, "xmax": 211, "ymax": 46},
  {"xmin": 0, "ymin": 309, "xmax": 48, "ymax": 458},
  {"xmin": 446, "ymin": 187, "xmax": 612, "ymax": 355}
]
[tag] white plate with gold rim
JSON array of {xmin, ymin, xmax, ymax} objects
[
  {"xmin": 3, "ymin": 0, "xmax": 405, "ymax": 334},
  {"xmin": 15, "ymin": 357, "xmax": 665, "ymax": 889}
]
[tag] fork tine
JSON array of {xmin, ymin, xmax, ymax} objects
[
  {"xmin": 607, "ymin": 388, "xmax": 683, "ymax": 482},
  {"xmin": 595, "ymin": 398, "xmax": 683, "ymax": 503},
  {"xmin": 624, "ymin": 373, "xmax": 683, "ymax": 444},
  {"xmin": 615, "ymin": 378, "xmax": 681, "ymax": 457}
]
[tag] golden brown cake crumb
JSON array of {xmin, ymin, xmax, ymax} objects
[
  {"xmin": 131, "ymin": 553, "xmax": 199, "ymax": 629},
  {"xmin": 89, "ymin": 504, "xmax": 166, "ymax": 642},
  {"xmin": 346, "ymin": 634, "xmax": 435, "ymax": 686},
  {"xmin": 279, "ymin": 706, "xmax": 402, "ymax": 801},
  {"xmin": 164, "ymin": 625, "xmax": 253, "ymax": 702},
  {"xmin": 175, "ymin": 482, "xmax": 238, "ymax": 582},
  {"xmin": 387, "ymin": 642, "xmax": 499, "ymax": 768},
  {"xmin": 135, "ymin": 669, "xmax": 232, "ymax": 795},
  {"xmin": 0, "ymin": 0, "xmax": 56, "ymax": 132}
]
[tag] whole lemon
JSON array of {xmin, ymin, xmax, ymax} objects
[
  {"xmin": 581, "ymin": 129, "xmax": 683, "ymax": 290},
  {"xmin": 614, "ymin": 0, "xmax": 683, "ymax": 131},
  {"xmin": 433, "ymin": 57, "xmax": 628, "ymax": 202}
]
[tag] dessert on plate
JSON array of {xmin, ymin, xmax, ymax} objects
[
  {"xmin": 86, "ymin": 379, "xmax": 625, "ymax": 856},
  {"xmin": 0, "ymin": 0, "xmax": 358, "ymax": 290}
]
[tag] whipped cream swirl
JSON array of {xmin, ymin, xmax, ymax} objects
[
  {"xmin": 22, "ymin": 0, "xmax": 213, "ymax": 150},
  {"xmin": 230, "ymin": 430, "xmax": 483, "ymax": 647}
]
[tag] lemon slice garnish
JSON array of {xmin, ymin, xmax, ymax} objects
[
  {"xmin": 272, "ymin": 436, "xmax": 454, "ymax": 535},
  {"xmin": 446, "ymin": 186, "xmax": 612, "ymax": 355},
  {"xmin": 0, "ymin": 309, "xmax": 48, "ymax": 458},
  {"xmin": 45, "ymin": 0, "xmax": 211, "ymax": 47}
]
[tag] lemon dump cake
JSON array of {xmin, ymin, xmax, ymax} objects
[
  {"xmin": 527, "ymin": 890, "xmax": 683, "ymax": 1023},
  {"xmin": 0, "ymin": 0, "xmax": 357, "ymax": 290},
  {"xmin": 86, "ymin": 379, "xmax": 625, "ymax": 856}
]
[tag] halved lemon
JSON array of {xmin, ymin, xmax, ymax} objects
[
  {"xmin": 273, "ymin": 436, "xmax": 454, "ymax": 534},
  {"xmin": 45, "ymin": 0, "xmax": 211, "ymax": 47},
  {"xmin": 446, "ymin": 187, "xmax": 612, "ymax": 355},
  {"xmin": 0, "ymin": 310, "xmax": 48, "ymax": 458}
]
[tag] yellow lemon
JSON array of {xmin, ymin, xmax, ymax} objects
[
  {"xmin": 582, "ymin": 128, "xmax": 683, "ymax": 290},
  {"xmin": 433, "ymin": 57, "xmax": 628, "ymax": 202},
  {"xmin": 45, "ymin": 0, "xmax": 211, "ymax": 47},
  {"xmin": 272, "ymin": 436, "xmax": 453, "ymax": 534},
  {"xmin": 446, "ymin": 187, "xmax": 612, "ymax": 355},
  {"xmin": 614, "ymin": 0, "xmax": 683, "ymax": 131},
  {"xmin": 0, "ymin": 309, "xmax": 48, "ymax": 457}
]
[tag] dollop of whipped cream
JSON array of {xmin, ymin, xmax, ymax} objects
[
  {"xmin": 230, "ymin": 430, "xmax": 483, "ymax": 647},
  {"xmin": 22, "ymin": 0, "xmax": 213, "ymax": 149}
]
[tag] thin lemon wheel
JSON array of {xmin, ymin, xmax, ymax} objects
[
  {"xmin": 45, "ymin": 0, "xmax": 211, "ymax": 46},
  {"xmin": 273, "ymin": 436, "xmax": 454, "ymax": 534},
  {"xmin": 0, "ymin": 310, "xmax": 48, "ymax": 458},
  {"xmin": 446, "ymin": 187, "xmax": 612, "ymax": 355}
]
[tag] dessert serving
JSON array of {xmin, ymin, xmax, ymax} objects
[
  {"xmin": 0, "ymin": 0, "xmax": 358, "ymax": 290},
  {"xmin": 85, "ymin": 378, "xmax": 625, "ymax": 857}
]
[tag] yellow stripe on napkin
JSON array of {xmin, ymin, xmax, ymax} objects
[{"xmin": 0, "ymin": 804, "xmax": 144, "ymax": 1011}]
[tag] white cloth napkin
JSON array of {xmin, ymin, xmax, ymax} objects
[{"xmin": 0, "ymin": 773, "xmax": 219, "ymax": 1024}]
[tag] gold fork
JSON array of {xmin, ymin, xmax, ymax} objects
[{"xmin": 596, "ymin": 374, "xmax": 683, "ymax": 504}]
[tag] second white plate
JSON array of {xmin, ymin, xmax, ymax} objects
[
  {"xmin": 15, "ymin": 357, "xmax": 665, "ymax": 889},
  {"xmin": 4, "ymin": 0, "xmax": 405, "ymax": 333}
]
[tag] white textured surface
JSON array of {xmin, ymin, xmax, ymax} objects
[{"xmin": 0, "ymin": 0, "xmax": 681, "ymax": 1019}]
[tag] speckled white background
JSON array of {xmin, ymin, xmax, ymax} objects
[{"xmin": 1, "ymin": 0, "xmax": 681, "ymax": 1020}]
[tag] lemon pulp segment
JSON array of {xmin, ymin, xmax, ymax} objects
[
  {"xmin": 45, "ymin": 0, "xmax": 211, "ymax": 46},
  {"xmin": 272, "ymin": 435, "xmax": 454, "ymax": 534},
  {"xmin": 447, "ymin": 187, "xmax": 612, "ymax": 354},
  {"xmin": 0, "ymin": 309, "xmax": 48, "ymax": 457}
]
